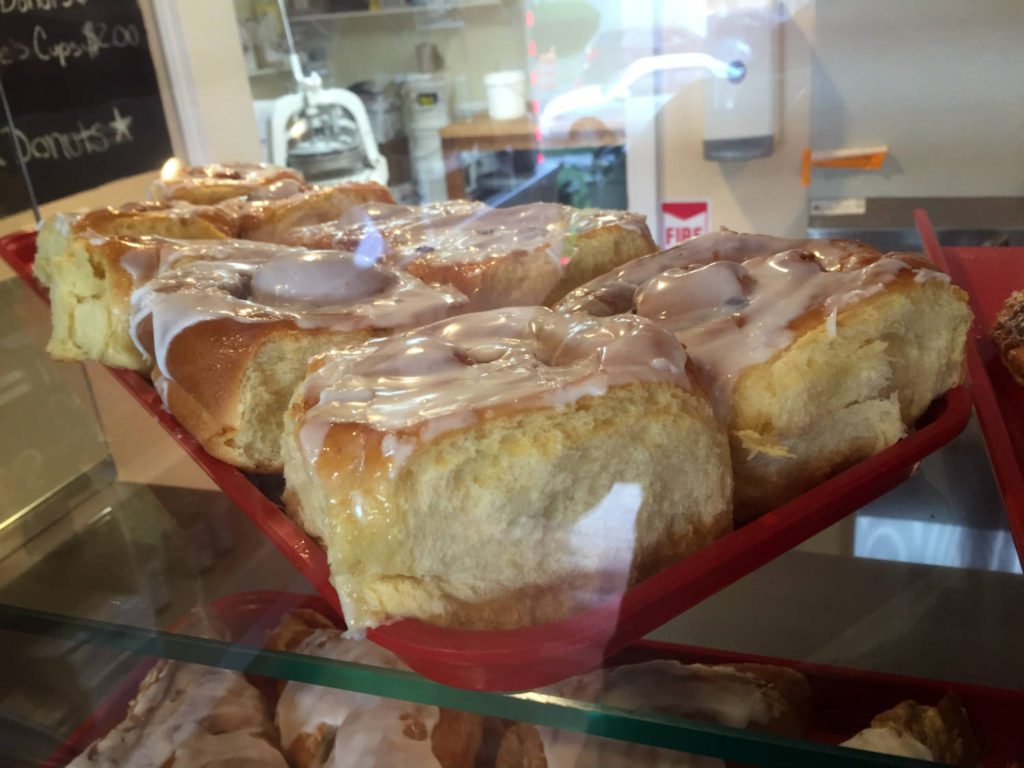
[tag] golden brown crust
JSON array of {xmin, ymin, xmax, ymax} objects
[
  {"xmin": 151, "ymin": 320, "xmax": 369, "ymax": 472},
  {"xmin": 265, "ymin": 609, "xmax": 338, "ymax": 652},
  {"xmin": 75, "ymin": 201, "xmax": 239, "ymax": 239},
  {"xmin": 161, "ymin": 169, "xmax": 305, "ymax": 206},
  {"xmin": 991, "ymin": 289, "xmax": 1024, "ymax": 386},
  {"xmin": 871, "ymin": 693, "xmax": 978, "ymax": 766},
  {"xmin": 431, "ymin": 709, "xmax": 487, "ymax": 768},
  {"xmin": 494, "ymin": 723, "xmax": 548, "ymax": 768},
  {"xmin": 239, "ymin": 182, "xmax": 394, "ymax": 241}
]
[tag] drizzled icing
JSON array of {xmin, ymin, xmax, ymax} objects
[
  {"xmin": 557, "ymin": 230, "xmax": 951, "ymax": 415},
  {"xmin": 276, "ymin": 630, "xmax": 441, "ymax": 768},
  {"xmin": 129, "ymin": 241, "xmax": 466, "ymax": 382},
  {"xmin": 295, "ymin": 306, "xmax": 692, "ymax": 466},
  {"xmin": 69, "ymin": 658, "xmax": 287, "ymax": 768},
  {"xmin": 150, "ymin": 161, "xmax": 304, "ymax": 202},
  {"xmin": 284, "ymin": 200, "xmax": 650, "ymax": 269},
  {"xmin": 841, "ymin": 727, "xmax": 934, "ymax": 761}
]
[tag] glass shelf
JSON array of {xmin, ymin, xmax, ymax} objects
[{"xmin": 2, "ymin": 274, "xmax": 1022, "ymax": 767}]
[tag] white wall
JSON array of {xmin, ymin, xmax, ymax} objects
[
  {"xmin": 809, "ymin": 0, "xmax": 1024, "ymax": 199},
  {"xmin": 151, "ymin": 0, "xmax": 263, "ymax": 163}
]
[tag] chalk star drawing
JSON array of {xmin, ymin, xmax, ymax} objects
[{"xmin": 109, "ymin": 107, "xmax": 134, "ymax": 144}]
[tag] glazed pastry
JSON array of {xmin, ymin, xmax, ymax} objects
[
  {"xmin": 557, "ymin": 230, "xmax": 971, "ymax": 521},
  {"xmin": 234, "ymin": 182, "xmax": 395, "ymax": 242},
  {"xmin": 990, "ymin": 290, "xmax": 1024, "ymax": 386},
  {"xmin": 148, "ymin": 160, "xmax": 305, "ymax": 205},
  {"xmin": 130, "ymin": 244, "xmax": 466, "ymax": 472},
  {"xmin": 494, "ymin": 659, "xmax": 810, "ymax": 768},
  {"xmin": 841, "ymin": 693, "xmax": 977, "ymax": 765},
  {"xmin": 42, "ymin": 236, "xmax": 299, "ymax": 372},
  {"xmin": 282, "ymin": 306, "xmax": 732, "ymax": 631},
  {"xmin": 68, "ymin": 618, "xmax": 287, "ymax": 768},
  {"xmin": 281, "ymin": 201, "xmax": 657, "ymax": 308},
  {"xmin": 34, "ymin": 200, "xmax": 237, "ymax": 288},
  {"xmin": 268, "ymin": 610, "xmax": 484, "ymax": 768}
]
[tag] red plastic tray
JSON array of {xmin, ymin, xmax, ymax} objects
[
  {"xmin": 914, "ymin": 211, "xmax": 1024, "ymax": 569},
  {"xmin": 43, "ymin": 590, "xmax": 1024, "ymax": 768},
  {"xmin": 2, "ymin": 228, "xmax": 974, "ymax": 692}
]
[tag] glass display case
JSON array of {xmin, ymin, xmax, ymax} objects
[{"xmin": 1, "ymin": 1, "xmax": 1023, "ymax": 766}]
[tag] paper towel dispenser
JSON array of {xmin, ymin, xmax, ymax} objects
[{"xmin": 703, "ymin": 1, "xmax": 780, "ymax": 161}]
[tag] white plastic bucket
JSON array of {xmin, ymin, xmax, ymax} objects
[
  {"xmin": 484, "ymin": 70, "xmax": 526, "ymax": 121},
  {"xmin": 404, "ymin": 74, "xmax": 450, "ymax": 131}
]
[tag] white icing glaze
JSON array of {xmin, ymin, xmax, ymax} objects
[
  {"xmin": 68, "ymin": 660, "xmax": 287, "ymax": 768},
  {"xmin": 841, "ymin": 726, "xmax": 935, "ymax": 761},
  {"xmin": 285, "ymin": 201, "xmax": 649, "ymax": 270},
  {"xmin": 129, "ymin": 242, "xmax": 466, "ymax": 385},
  {"xmin": 558, "ymin": 230, "xmax": 950, "ymax": 416},
  {"xmin": 295, "ymin": 306, "xmax": 693, "ymax": 466},
  {"xmin": 276, "ymin": 630, "xmax": 440, "ymax": 768},
  {"xmin": 150, "ymin": 161, "xmax": 303, "ymax": 201}
]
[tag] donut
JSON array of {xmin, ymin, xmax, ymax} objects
[
  {"xmin": 990, "ymin": 290, "xmax": 1024, "ymax": 386},
  {"xmin": 35, "ymin": 200, "xmax": 238, "ymax": 288},
  {"xmin": 148, "ymin": 160, "xmax": 305, "ymax": 205},
  {"xmin": 841, "ymin": 693, "xmax": 977, "ymax": 765},
  {"xmin": 557, "ymin": 230, "xmax": 971, "ymax": 521},
  {"xmin": 130, "ymin": 244, "xmax": 467, "ymax": 472},
  {"xmin": 233, "ymin": 182, "xmax": 395, "ymax": 242},
  {"xmin": 498, "ymin": 660, "xmax": 810, "ymax": 767},
  {"xmin": 68, "ymin": 619, "xmax": 288, "ymax": 768},
  {"xmin": 267, "ymin": 610, "xmax": 482, "ymax": 768},
  {"xmin": 44, "ymin": 233, "xmax": 189, "ymax": 371},
  {"xmin": 282, "ymin": 306, "xmax": 732, "ymax": 631},
  {"xmin": 281, "ymin": 201, "xmax": 657, "ymax": 309}
]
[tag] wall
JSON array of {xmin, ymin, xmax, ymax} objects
[
  {"xmin": 152, "ymin": 0, "xmax": 263, "ymax": 163},
  {"xmin": 659, "ymin": 0, "xmax": 815, "ymax": 239},
  {"xmin": 809, "ymin": 0, "xmax": 1024, "ymax": 199},
  {"xmin": 321, "ymin": 1, "xmax": 527, "ymax": 110}
]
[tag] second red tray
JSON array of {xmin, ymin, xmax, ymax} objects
[
  {"xmin": 1, "ymin": 228, "xmax": 974, "ymax": 692},
  {"xmin": 45, "ymin": 590, "xmax": 1024, "ymax": 768},
  {"xmin": 915, "ymin": 210, "xmax": 1024, "ymax": 569}
]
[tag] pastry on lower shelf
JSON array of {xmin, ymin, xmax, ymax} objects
[
  {"xmin": 281, "ymin": 201, "xmax": 658, "ymax": 308},
  {"xmin": 282, "ymin": 307, "xmax": 732, "ymax": 631},
  {"xmin": 496, "ymin": 660, "xmax": 810, "ymax": 768},
  {"xmin": 68, "ymin": 622, "xmax": 287, "ymax": 768},
  {"xmin": 841, "ymin": 693, "xmax": 978, "ymax": 765},
  {"xmin": 990, "ymin": 289, "xmax": 1024, "ymax": 387},
  {"xmin": 234, "ymin": 182, "xmax": 395, "ymax": 242},
  {"xmin": 268, "ymin": 610, "xmax": 486, "ymax": 768},
  {"xmin": 557, "ymin": 230, "xmax": 972, "ymax": 522},
  {"xmin": 149, "ymin": 160, "xmax": 305, "ymax": 205},
  {"xmin": 34, "ymin": 200, "xmax": 238, "ymax": 288},
  {"xmin": 130, "ymin": 245, "xmax": 467, "ymax": 472}
]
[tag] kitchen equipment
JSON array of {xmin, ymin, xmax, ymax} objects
[
  {"xmin": 403, "ymin": 73, "xmax": 450, "ymax": 202},
  {"xmin": 265, "ymin": 0, "xmax": 388, "ymax": 185}
]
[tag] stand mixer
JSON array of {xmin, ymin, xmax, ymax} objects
[{"xmin": 266, "ymin": 0, "xmax": 388, "ymax": 186}]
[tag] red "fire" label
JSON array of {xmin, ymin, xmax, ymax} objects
[{"xmin": 661, "ymin": 201, "xmax": 710, "ymax": 247}]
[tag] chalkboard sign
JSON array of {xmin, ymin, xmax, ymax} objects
[{"xmin": 0, "ymin": 0, "xmax": 173, "ymax": 216}]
